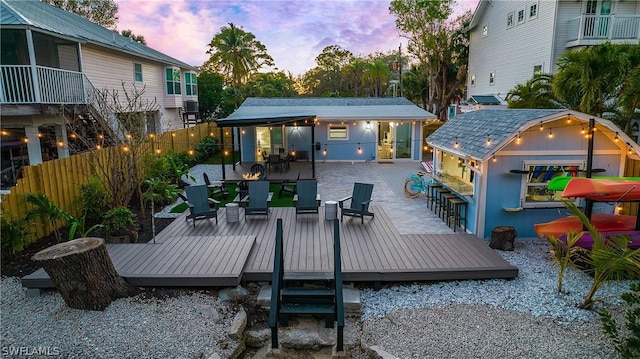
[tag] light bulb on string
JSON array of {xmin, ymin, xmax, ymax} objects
[
  {"xmin": 614, "ymin": 132, "xmax": 619, "ymax": 143},
  {"xmin": 580, "ymin": 124, "xmax": 585, "ymax": 135},
  {"xmin": 357, "ymin": 143, "xmax": 362, "ymax": 154},
  {"xmin": 454, "ymin": 137, "xmax": 459, "ymax": 148},
  {"xmin": 548, "ymin": 128, "xmax": 554, "ymax": 139},
  {"xmin": 539, "ymin": 121, "xmax": 544, "ymax": 131},
  {"xmin": 486, "ymin": 135, "xmax": 492, "ymax": 146}
]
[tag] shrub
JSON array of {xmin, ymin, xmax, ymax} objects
[
  {"xmin": 0, "ymin": 211, "xmax": 30, "ymax": 258},
  {"xmin": 164, "ymin": 151, "xmax": 195, "ymax": 186},
  {"xmin": 600, "ymin": 282, "xmax": 640, "ymax": 359},
  {"xmin": 103, "ymin": 207, "xmax": 137, "ymax": 237},
  {"xmin": 23, "ymin": 192, "xmax": 73, "ymax": 243},
  {"xmin": 142, "ymin": 153, "xmax": 169, "ymax": 180},
  {"xmin": 195, "ymin": 136, "xmax": 219, "ymax": 163},
  {"xmin": 77, "ymin": 175, "xmax": 111, "ymax": 224}
]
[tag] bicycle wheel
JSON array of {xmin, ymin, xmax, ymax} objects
[{"xmin": 404, "ymin": 178, "xmax": 421, "ymax": 198}]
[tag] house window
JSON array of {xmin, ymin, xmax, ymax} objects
[
  {"xmin": 165, "ymin": 67, "xmax": 181, "ymax": 95},
  {"xmin": 529, "ymin": 3, "xmax": 538, "ymax": 19},
  {"xmin": 482, "ymin": 24, "xmax": 488, "ymax": 37},
  {"xmin": 134, "ymin": 63, "xmax": 142, "ymax": 82},
  {"xmin": 470, "ymin": 74, "xmax": 476, "ymax": 87},
  {"xmin": 328, "ymin": 125, "xmax": 348, "ymax": 140},
  {"xmin": 517, "ymin": 8, "xmax": 525, "ymax": 24},
  {"xmin": 521, "ymin": 161, "xmax": 585, "ymax": 208},
  {"xmin": 489, "ymin": 71, "xmax": 495, "ymax": 86},
  {"xmin": 185, "ymin": 72, "xmax": 197, "ymax": 96},
  {"xmin": 507, "ymin": 12, "xmax": 514, "ymax": 28},
  {"xmin": 533, "ymin": 64, "xmax": 543, "ymax": 76}
]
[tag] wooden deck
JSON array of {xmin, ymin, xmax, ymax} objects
[{"xmin": 22, "ymin": 205, "xmax": 518, "ymax": 289}]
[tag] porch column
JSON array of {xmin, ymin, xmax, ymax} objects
[
  {"xmin": 24, "ymin": 125, "xmax": 43, "ymax": 165},
  {"xmin": 55, "ymin": 124, "xmax": 70, "ymax": 159},
  {"xmin": 25, "ymin": 29, "xmax": 42, "ymax": 102}
]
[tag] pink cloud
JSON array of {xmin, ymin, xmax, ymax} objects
[{"xmin": 116, "ymin": 0, "xmax": 478, "ymax": 76}]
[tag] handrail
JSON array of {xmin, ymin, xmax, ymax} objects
[
  {"xmin": 268, "ymin": 218, "xmax": 284, "ymax": 349},
  {"xmin": 333, "ymin": 218, "xmax": 345, "ymax": 352}
]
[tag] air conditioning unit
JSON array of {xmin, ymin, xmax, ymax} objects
[{"xmin": 183, "ymin": 100, "xmax": 198, "ymax": 113}]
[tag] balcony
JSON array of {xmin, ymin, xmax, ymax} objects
[
  {"xmin": 1, "ymin": 65, "xmax": 86, "ymax": 105},
  {"xmin": 567, "ymin": 14, "xmax": 640, "ymax": 47}
]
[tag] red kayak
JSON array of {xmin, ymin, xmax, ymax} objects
[
  {"xmin": 534, "ymin": 213, "xmax": 637, "ymax": 238},
  {"xmin": 561, "ymin": 178, "xmax": 640, "ymax": 202},
  {"xmin": 559, "ymin": 231, "xmax": 640, "ymax": 250}
]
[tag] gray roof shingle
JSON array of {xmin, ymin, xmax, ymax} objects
[
  {"xmin": 427, "ymin": 109, "xmax": 565, "ymax": 160},
  {"xmin": 1, "ymin": 0, "xmax": 194, "ymax": 69}
]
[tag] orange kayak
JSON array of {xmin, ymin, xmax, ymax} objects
[
  {"xmin": 561, "ymin": 178, "xmax": 640, "ymax": 202},
  {"xmin": 534, "ymin": 213, "xmax": 637, "ymax": 238}
]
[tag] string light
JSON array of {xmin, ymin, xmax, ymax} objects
[
  {"xmin": 539, "ymin": 121, "xmax": 544, "ymax": 131},
  {"xmin": 548, "ymin": 128, "xmax": 554, "ymax": 139},
  {"xmin": 357, "ymin": 143, "xmax": 362, "ymax": 154},
  {"xmin": 148, "ymin": 133, "xmax": 155, "ymax": 139},
  {"xmin": 454, "ymin": 136, "xmax": 459, "ymax": 148},
  {"xmin": 492, "ymin": 154, "xmax": 497, "ymax": 162},
  {"xmin": 580, "ymin": 124, "xmax": 585, "ymax": 135},
  {"xmin": 614, "ymin": 132, "xmax": 619, "ymax": 142},
  {"xmin": 516, "ymin": 133, "xmax": 522, "ymax": 144},
  {"xmin": 486, "ymin": 135, "xmax": 492, "ymax": 146},
  {"xmin": 155, "ymin": 148, "xmax": 161, "ymax": 154},
  {"xmin": 23, "ymin": 138, "xmax": 29, "ymax": 143}
]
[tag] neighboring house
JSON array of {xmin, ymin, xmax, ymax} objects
[
  {"xmin": 0, "ymin": 0, "xmax": 198, "ymax": 187},
  {"xmin": 427, "ymin": 109, "xmax": 640, "ymax": 239},
  {"xmin": 467, "ymin": 0, "xmax": 640, "ymax": 100},
  {"xmin": 216, "ymin": 97, "xmax": 436, "ymax": 164}
]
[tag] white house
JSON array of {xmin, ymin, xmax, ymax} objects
[
  {"xmin": 467, "ymin": 0, "xmax": 640, "ymax": 101},
  {"xmin": 0, "ymin": 0, "xmax": 198, "ymax": 188}
]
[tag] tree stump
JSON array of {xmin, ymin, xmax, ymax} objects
[
  {"xmin": 489, "ymin": 226, "xmax": 517, "ymax": 251},
  {"xmin": 32, "ymin": 237, "xmax": 132, "ymax": 311}
]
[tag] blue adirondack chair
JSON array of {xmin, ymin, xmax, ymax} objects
[
  {"xmin": 184, "ymin": 185, "xmax": 219, "ymax": 227},
  {"xmin": 294, "ymin": 179, "xmax": 320, "ymax": 217},
  {"xmin": 244, "ymin": 181, "xmax": 272, "ymax": 219},
  {"xmin": 338, "ymin": 182, "xmax": 374, "ymax": 223}
]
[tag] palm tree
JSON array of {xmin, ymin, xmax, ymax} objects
[
  {"xmin": 363, "ymin": 60, "xmax": 391, "ymax": 97},
  {"xmin": 342, "ymin": 57, "xmax": 367, "ymax": 96},
  {"xmin": 552, "ymin": 43, "xmax": 630, "ymax": 116},
  {"xmin": 204, "ymin": 23, "xmax": 274, "ymax": 88},
  {"xmin": 506, "ymin": 74, "xmax": 562, "ymax": 109}
]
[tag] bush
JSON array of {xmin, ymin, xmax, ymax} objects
[
  {"xmin": 77, "ymin": 175, "xmax": 111, "ymax": 224},
  {"xmin": 142, "ymin": 153, "xmax": 169, "ymax": 180},
  {"xmin": 195, "ymin": 136, "xmax": 219, "ymax": 163},
  {"xmin": 103, "ymin": 207, "xmax": 137, "ymax": 236},
  {"xmin": 600, "ymin": 282, "xmax": 640, "ymax": 359},
  {"xmin": 0, "ymin": 211, "xmax": 30, "ymax": 258},
  {"xmin": 164, "ymin": 151, "xmax": 196, "ymax": 185}
]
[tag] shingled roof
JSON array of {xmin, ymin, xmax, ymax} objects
[
  {"xmin": 1, "ymin": 0, "xmax": 194, "ymax": 69},
  {"xmin": 427, "ymin": 109, "xmax": 567, "ymax": 161}
]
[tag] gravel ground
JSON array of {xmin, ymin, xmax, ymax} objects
[{"xmin": 1, "ymin": 236, "xmax": 633, "ymax": 358}]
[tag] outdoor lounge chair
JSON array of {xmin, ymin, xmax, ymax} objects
[
  {"xmin": 203, "ymin": 173, "xmax": 228, "ymax": 199},
  {"xmin": 278, "ymin": 172, "xmax": 300, "ymax": 198},
  {"xmin": 338, "ymin": 182, "xmax": 374, "ymax": 223},
  {"xmin": 294, "ymin": 179, "xmax": 320, "ymax": 217},
  {"xmin": 184, "ymin": 185, "xmax": 219, "ymax": 227},
  {"xmin": 250, "ymin": 163, "xmax": 267, "ymax": 180},
  {"xmin": 244, "ymin": 181, "xmax": 272, "ymax": 219}
]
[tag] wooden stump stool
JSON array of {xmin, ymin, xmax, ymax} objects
[
  {"xmin": 489, "ymin": 226, "xmax": 517, "ymax": 251},
  {"xmin": 32, "ymin": 237, "xmax": 131, "ymax": 311}
]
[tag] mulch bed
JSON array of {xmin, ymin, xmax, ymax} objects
[{"xmin": 0, "ymin": 207, "xmax": 175, "ymax": 278}]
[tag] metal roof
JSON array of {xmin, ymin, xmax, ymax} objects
[
  {"xmin": 218, "ymin": 97, "xmax": 436, "ymax": 127},
  {"xmin": 427, "ymin": 109, "xmax": 640, "ymax": 161},
  {"xmin": 0, "ymin": 0, "xmax": 194, "ymax": 69}
]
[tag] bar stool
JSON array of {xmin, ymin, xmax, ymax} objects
[
  {"xmin": 448, "ymin": 197, "xmax": 468, "ymax": 232},
  {"xmin": 427, "ymin": 182, "xmax": 443, "ymax": 210},
  {"xmin": 434, "ymin": 187, "xmax": 451, "ymax": 216},
  {"xmin": 441, "ymin": 193, "xmax": 458, "ymax": 223}
]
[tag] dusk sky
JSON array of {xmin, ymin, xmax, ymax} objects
[{"xmin": 117, "ymin": 0, "xmax": 479, "ymax": 76}]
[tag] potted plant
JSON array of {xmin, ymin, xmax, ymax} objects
[{"xmin": 103, "ymin": 207, "xmax": 137, "ymax": 243}]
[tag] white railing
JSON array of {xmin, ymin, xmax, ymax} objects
[
  {"xmin": 0, "ymin": 65, "xmax": 86, "ymax": 104},
  {"xmin": 567, "ymin": 15, "xmax": 640, "ymax": 42}
]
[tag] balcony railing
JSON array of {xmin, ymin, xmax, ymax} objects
[
  {"xmin": 1, "ymin": 65, "xmax": 86, "ymax": 104},
  {"xmin": 568, "ymin": 14, "xmax": 640, "ymax": 42}
]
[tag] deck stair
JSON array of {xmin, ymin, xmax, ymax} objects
[{"xmin": 269, "ymin": 218, "xmax": 345, "ymax": 352}]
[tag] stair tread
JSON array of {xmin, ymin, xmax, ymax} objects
[
  {"xmin": 282, "ymin": 288, "xmax": 335, "ymax": 296},
  {"xmin": 280, "ymin": 303, "xmax": 335, "ymax": 314},
  {"xmin": 283, "ymin": 272, "xmax": 333, "ymax": 281}
]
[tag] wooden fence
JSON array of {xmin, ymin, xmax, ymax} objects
[{"xmin": 0, "ymin": 122, "xmax": 223, "ymax": 241}]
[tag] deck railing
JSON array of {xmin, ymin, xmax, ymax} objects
[
  {"xmin": 1, "ymin": 65, "xmax": 86, "ymax": 104},
  {"xmin": 567, "ymin": 15, "xmax": 640, "ymax": 42}
]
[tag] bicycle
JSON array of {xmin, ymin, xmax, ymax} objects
[{"xmin": 404, "ymin": 171, "xmax": 429, "ymax": 198}]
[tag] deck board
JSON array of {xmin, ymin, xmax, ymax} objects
[{"xmin": 22, "ymin": 205, "xmax": 518, "ymax": 289}]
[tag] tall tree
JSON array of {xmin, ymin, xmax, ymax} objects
[
  {"xmin": 300, "ymin": 45, "xmax": 353, "ymax": 96},
  {"xmin": 390, "ymin": 0, "xmax": 470, "ymax": 119},
  {"xmin": 403, "ymin": 64, "xmax": 429, "ymax": 108},
  {"xmin": 362, "ymin": 60, "xmax": 391, "ymax": 97},
  {"xmin": 43, "ymin": 0, "xmax": 119, "ymax": 29},
  {"xmin": 506, "ymin": 74, "xmax": 561, "ymax": 109},
  {"xmin": 120, "ymin": 29, "xmax": 146, "ymax": 45},
  {"xmin": 245, "ymin": 72, "xmax": 297, "ymax": 98},
  {"xmin": 204, "ymin": 23, "xmax": 274, "ymax": 88},
  {"xmin": 196, "ymin": 70, "xmax": 226, "ymax": 120}
]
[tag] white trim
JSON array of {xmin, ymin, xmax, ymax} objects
[
  {"xmin": 520, "ymin": 160, "xmax": 585, "ymax": 209},
  {"xmin": 517, "ymin": 7, "xmax": 526, "ymax": 25},
  {"xmin": 476, "ymin": 160, "xmax": 487, "ymax": 238},
  {"xmin": 498, "ymin": 149, "xmax": 623, "ymax": 156},
  {"xmin": 327, "ymin": 124, "xmax": 349, "ymax": 140},
  {"xmin": 528, "ymin": 1, "xmax": 539, "ymax": 20},
  {"xmin": 507, "ymin": 11, "xmax": 515, "ymax": 29}
]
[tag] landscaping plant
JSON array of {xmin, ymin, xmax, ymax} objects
[
  {"xmin": 0, "ymin": 211, "xmax": 31, "ymax": 259},
  {"xmin": 143, "ymin": 177, "xmax": 180, "ymax": 243},
  {"xmin": 103, "ymin": 206, "xmax": 137, "ymax": 241},
  {"xmin": 195, "ymin": 136, "xmax": 219, "ymax": 163},
  {"xmin": 23, "ymin": 192, "xmax": 74, "ymax": 243},
  {"xmin": 600, "ymin": 282, "xmax": 640, "ymax": 359},
  {"xmin": 547, "ymin": 230, "xmax": 583, "ymax": 293},
  {"xmin": 76, "ymin": 175, "xmax": 111, "ymax": 224}
]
